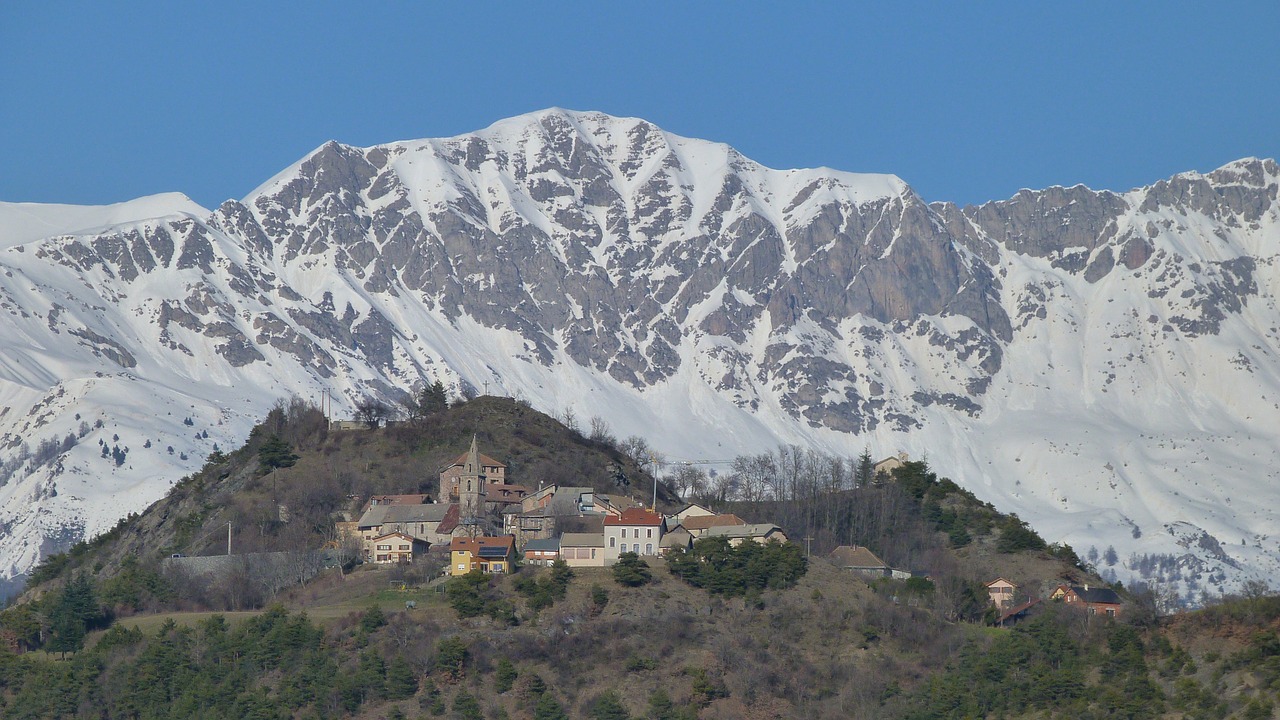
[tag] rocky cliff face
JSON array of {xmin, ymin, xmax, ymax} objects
[{"xmin": 1, "ymin": 109, "xmax": 1277, "ymax": 598}]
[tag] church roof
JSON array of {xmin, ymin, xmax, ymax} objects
[
  {"xmin": 443, "ymin": 450, "xmax": 506, "ymax": 469},
  {"xmin": 381, "ymin": 504, "xmax": 451, "ymax": 523}
]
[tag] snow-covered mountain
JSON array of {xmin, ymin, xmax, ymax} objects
[{"xmin": 1, "ymin": 109, "xmax": 1277, "ymax": 599}]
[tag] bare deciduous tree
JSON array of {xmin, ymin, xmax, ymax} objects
[
  {"xmin": 588, "ymin": 416, "xmax": 616, "ymax": 447},
  {"xmin": 354, "ymin": 397, "xmax": 391, "ymax": 428}
]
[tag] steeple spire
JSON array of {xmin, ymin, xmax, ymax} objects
[{"xmin": 459, "ymin": 435, "xmax": 486, "ymax": 535}]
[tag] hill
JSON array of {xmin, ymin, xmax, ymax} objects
[
  {"xmin": 17, "ymin": 395, "xmax": 662, "ymax": 602},
  {"xmin": 7, "ymin": 399, "xmax": 1280, "ymax": 717}
]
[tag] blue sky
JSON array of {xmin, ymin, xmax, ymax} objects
[{"xmin": 2, "ymin": 3, "xmax": 1277, "ymax": 208}]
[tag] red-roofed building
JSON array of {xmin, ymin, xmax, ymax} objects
[
  {"xmin": 604, "ymin": 508, "xmax": 664, "ymax": 562},
  {"xmin": 450, "ymin": 535, "xmax": 516, "ymax": 575}
]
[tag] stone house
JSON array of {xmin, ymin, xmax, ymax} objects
[
  {"xmin": 506, "ymin": 486, "xmax": 611, "ymax": 546},
  {"xmin": 354, "ymin": 502, "xmax": 456, "ymax": 547}
]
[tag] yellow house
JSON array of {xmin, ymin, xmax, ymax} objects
[{"xmin": 449, "ymin": 535, "xmax": 516, "ymax": 576}]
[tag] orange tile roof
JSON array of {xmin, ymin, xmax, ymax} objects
[
  {"xmin": 450, "ymin": 536, "xmax": 516, "ymax": 554},
  {"xmin": 604, "ymin": 508, "xmax": 663, "ymax": 526},
  {"xmin": 681, "ymin": 514, "xmax": 746, "ymax": 531}
]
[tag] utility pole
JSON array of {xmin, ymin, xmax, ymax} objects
[
  {"xmin": 227, "ymin": 521, "xmax": 232, "ymax": 556},
  {"xmin": 650, "ymin": 454, "xmax": 659, "ymax": 510},
  {"xmin": 804, "ymin": 535, "xmax": 813, "ymax": 558}
]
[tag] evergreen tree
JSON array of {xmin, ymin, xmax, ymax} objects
[
  {"xmin": 611, "ymin": 552, "xmax": 652, "ymax": 587},
  {"xmin": 257, "ymin": 434, "xmax": 299, "ymax": 474},
  {"xmin": 425, "ymin": 380, "xmax": 448, "ymax": 413},
  {"xmin": 495, "ymin": 657, "xmax": 518, "ymax": 693},
  {"xmin": 45, "ymin": 573, "xmax": 100, "ymax": 656},
  {"xmin": 533, "ymin": 692, "xmax": 569, "ymax": 720},
  {"xmin": 435, "ymin": 636, "xmax": 468, "ymax": 681},
  {"xmin": 855, "ymin": 446, "xmax": 874, "ymax": 487},
  {"xmin": 452, "ymin": 690, "xmax": 484, "ymax": 720},
  {"xmin": 359, "ymin": 604, "xmax": 387, "ymax": 633},
  {"xmin": 589, "ymin": 690, "xmax": 632, "ymax": 720},
  {"xmin": 386, "ymin": 655, "xmax": 419, "ymax": 700},
  {"xmin": 648, "ymin": 689, "xmax": 676, "ymax": 720},
  {"xmin": 446, "ymin": 570, "xmax": 490, "ymax": 617}
]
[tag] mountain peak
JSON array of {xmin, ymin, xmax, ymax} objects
[{"xmin": 0, "ymin": 192, "xmax": 209, "ymax": 247}]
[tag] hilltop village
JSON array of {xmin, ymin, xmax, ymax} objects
[
  {"xmin": 333, "ymin": 433, "xmax": 1123, "ymax": 623},
  {"xmin": 338, "ymin": 435, "xmax": 792, "ymax": 574}
]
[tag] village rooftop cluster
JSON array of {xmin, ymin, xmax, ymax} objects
[{"xmin": 333, "ymin": 437, "xmax": 1124, "ymax": 623}]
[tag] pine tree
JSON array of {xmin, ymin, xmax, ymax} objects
[
  {"xmin": 45, "ymin": 573, "xmax": 99, "ymax": 656},
  {"xmin": 452, "ymin": 691, "xmax": 483, "ymax": 720},
  {"xmin": 257, "ymin": 434, "xmax": 298, "ymax": 474},
  {"xmin": 611, "ymin": 552, "xmax": 651, "ymax": 587},
  {"xmin": 434, "ymin": 636, "xmax": 468, "ymax": 681},
  {"xmin": 495, "ymin": 657, "xmax": 518, "ymax": 693},
  {"xmin": 386, "ymin": 655, "xmax": 419, "ymax": 700},
  {"xmin": 589, "ymin": 690, "xmax": 632, "ymax": 720},
  {"xmin": 855, "ymin": 446, "xmax": 874, "ymax": 487},
  {"xmin": 425, "ymin": 380, "xmax": 448, "ymax": 413},
  {"xmin": 533, "ymin": 692, "xmax": 569, "ymax": 720}
]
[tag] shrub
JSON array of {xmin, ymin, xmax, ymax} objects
[
  {"xmin": 666, "ymin": 536, "xmax": 806, "ymax": 597},
  {"xmin": 612, "ymin": 552, "xmax": 652, "ymax": 587}
]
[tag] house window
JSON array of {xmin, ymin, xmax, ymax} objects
[
  {"xmin": 377, "ymin": 544, "xmax": 391, "ymax": 551},
  {"xmin": 1088, "ymin": 607, "xmax": 1096, "ymax": 616},
  {"xmin": 1105, "ymin": 608, "xmax": 1116, "ymax": 617},
  {"xmin": 399, "ymin": 545, "xmax": 410, "ymax": 551},
  {"xmin": 646, "ymin": 543, "xmax": 653, "ymax": 555},
  {"xmin": 633, "ymin": 543, "xmax": 640, "ymax": 553},
  {"xmin": 621, "ymin": 529, "xmax": 627, "ymax": 539},
  {"xmin": 591, "ymin": 549, "xmax": 597, "ymax": 559},
  {"xmin": 647, "ymin": 528, "xmax": 653, "ymax": 538},
  {"xmin": 610, "ymin": 537, "xmax": 616, "ymax": 548},
  {"xmin": 457, "ymin": 563, "xmax": 465, "ymax": 570}
]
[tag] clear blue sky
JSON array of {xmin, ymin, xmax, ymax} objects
[{"xmin": 3, "ymin": 3, "xmax": 1277, "ymax": 209}]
